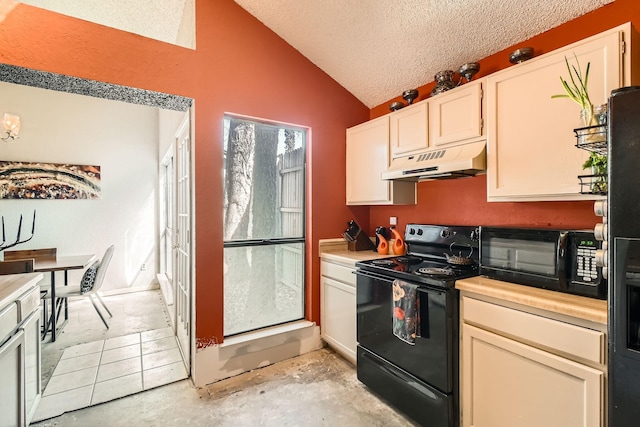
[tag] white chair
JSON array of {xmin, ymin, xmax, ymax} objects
[{"xmin": 48, "ymin": 245, "xmax": 115, "ymax": 329}]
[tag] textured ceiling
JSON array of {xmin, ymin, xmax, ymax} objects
[{"xmin": 234, "ymin": 0, "xmax": 613, "ymax": 107}]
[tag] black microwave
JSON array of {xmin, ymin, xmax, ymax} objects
[{"xmin": 479, "ymin": 226, "xmax": 606, "ymax": 299}]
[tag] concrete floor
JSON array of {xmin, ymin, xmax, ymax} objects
[
  {"xmin": 32, "ymin": 348, "xmax": 417, "ymax": 427},
  {"xmin": 33, "ymin": 290, "xmax": 417, "ymax": 427}
]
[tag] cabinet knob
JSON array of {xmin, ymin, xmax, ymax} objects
[{"xmin": 594, "ymin": 223, "xmax": 607, "ymax": 241}]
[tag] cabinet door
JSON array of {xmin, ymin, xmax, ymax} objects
[
  {"xmin": 430, "ymin": 81, "xmax": 483, "ymax": 147},
  {"xmin": 390, "ymin": 101, "xmax": 429, "ymax": 157},
  {"xmin": 461, "ymin": 323, "xmax": 603, "ymax": 427},
  {"xmin": 346, "ymin": 116, "xmax": 391, "ymax": 204},
  {"xmin": 0, "ymin": 330, "xmax": 26, "ymax": 427},
  {"xmin": 321, "ymin": 276, "xmax": 356, "ymax": 363},
  {"xmin": 486, "ymin": 28, "xmax": 625, "ymax": 201},
  {"xmin": 346, "ymin": 116, "xmax": 416, "ymax": 205},
  {"xmin": 21, "ymin": 310, "xmax": 41, "ymax": 424}
]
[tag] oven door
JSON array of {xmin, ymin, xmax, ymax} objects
[
  {"xmin": 356, "ymin": 268, "xmax": 456, "ymax": 393},
  {"xmin": 479, "ymin": 227, "xmax": 566, "ymax": 290}
]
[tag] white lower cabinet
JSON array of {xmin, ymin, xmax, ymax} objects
[
  {"xmin": 0, "ymin": 283, "xmax": 42, "ymax": 427},
  {"xmin": 460, "ymin": 295, "xmax": 605, "ymax": 427},
  {"xmin": 0, "ymin": 328, "xmax": 25, "ymax": 427},
  {"xmin": 320, "ymin": 260, "xmax": 356, "ymax": 364}
]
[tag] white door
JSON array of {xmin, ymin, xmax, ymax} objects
[{"xmin": 174, "ymin": 113, "xmax": 192, "ymax": 371}]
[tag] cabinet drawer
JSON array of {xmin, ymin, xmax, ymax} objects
[
  {"xmin": 462, "ymin": 296, "xmax": 605, "ymax": 364},
  {"xmin": 0, "ymin": 303, "xmax": 19, "ymax": 345},
  {"xmin": 321, "ymin": 261, "xmax": 356, "ymax": 286},
  {"xmin": 17, "ymin": 286, "xmax": 40, "ymax": 322}
]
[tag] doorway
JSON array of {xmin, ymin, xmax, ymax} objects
[
  {"xmin": 159, "ymin": 110, "xmax": 193, "ymax": 371},
  {"xmin": 174, "ymin": 113, "xmax": 192, "ymax": 370},
  {"xmin": 0, "ymin": 63, "xmax": 195, "ymax": 404}
]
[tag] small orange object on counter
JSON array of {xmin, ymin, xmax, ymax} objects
[
  {"xmin": 391, "ymin": 227, "xmax": 406, "ymax": 255},
  {"xmin": 376, "ymin": 232, "xmax": 389, "ymax": 254}
]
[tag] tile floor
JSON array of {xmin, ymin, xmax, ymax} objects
[{"xmin": 33, "ymin": 327, "xmax": 187, "ymax": 422}]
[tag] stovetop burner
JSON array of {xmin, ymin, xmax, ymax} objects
[{"xmin": 417, "ymin": 267, "xmax": 456, "ymax": 276}]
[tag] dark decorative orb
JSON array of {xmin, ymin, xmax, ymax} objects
[{"xmin": 402, "ymin": 89, "xmax": 419, "ymax": 105}]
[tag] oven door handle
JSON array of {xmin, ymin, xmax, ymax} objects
[{"xmin": 354, "ymin": 269, "xmax": 396, "ymax": 283}]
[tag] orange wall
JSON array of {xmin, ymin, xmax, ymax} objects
[
  {"xmin": 0, "ymin": 0, "xmax": 370, "ymax": 345},
  {"xmin": 367, "ymin": 0, "xmax": 638, "ymax": 235}
]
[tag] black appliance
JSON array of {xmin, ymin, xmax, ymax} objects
[
  {"xmin": 355, "ymin": 224, "xmax": 479, "ymax": 427},
  {"xmin": 479, "ymin": 226, "xmax": 606, "ymax": 299},
  {"xmin": 606, "ymin": 86, "xmax": 640, "ymax": 426}
]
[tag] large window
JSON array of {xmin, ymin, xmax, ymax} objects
[{"xmin": 223, "ymin": 116, "xmax": 306, "ymax": 336}]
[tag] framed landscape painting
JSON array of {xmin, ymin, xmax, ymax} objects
[{"xmin": 0, "ymin": 161, "xmax": 101, "ymax": 199}]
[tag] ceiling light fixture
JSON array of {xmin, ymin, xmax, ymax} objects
[{"xmin": 2, "ymin": 113, "xmax": 20, "ymax": 143}]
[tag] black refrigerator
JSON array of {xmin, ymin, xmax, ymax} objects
[{"xmin": 608, "ymin": 85, "xmax": 640, "ymax": 426}]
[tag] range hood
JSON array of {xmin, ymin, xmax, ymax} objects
[{"xmin": 381, "ymin": 140, "xmax": 486, "ymax": 181}]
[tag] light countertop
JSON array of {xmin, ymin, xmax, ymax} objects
[
  {"xmin": 456, "ymin": 276, "xmax": 607, "ymax": 325},
  {"xmin": 0, "ymin": 272, "xmax": 44, "ymax": 310},
  {"xmin": 319, "ymin": 238, "xmax": 396, "ymax": 266}
]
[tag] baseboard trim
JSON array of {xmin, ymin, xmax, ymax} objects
[{"xmin": 101, "ymin": 282, "xmax": 160, "ymax": 297}]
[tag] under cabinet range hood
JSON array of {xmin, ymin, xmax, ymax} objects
[{"xmin": 381, "ymin": 140, "xmax": 486, "ymax": 181}]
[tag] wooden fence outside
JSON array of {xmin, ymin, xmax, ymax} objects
[{"xmin": 277, "ymin": 147, "xmax": 304, "ymax": 293}]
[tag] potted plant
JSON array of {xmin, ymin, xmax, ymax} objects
[
  {"xmin": 551, "ymin": 54, "xmax": 594, "ymax": 126},
  {"xmin": 582, "ymin": 152, "xmax": 607, "ymax": 193},
  {"xmin": 553, "ymin": 54, "xmax": 608, "ymax": 147}
]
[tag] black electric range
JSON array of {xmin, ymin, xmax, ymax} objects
[{"xmin": 355, "ymin": 224, "xmax": 479, "ymax": 427}]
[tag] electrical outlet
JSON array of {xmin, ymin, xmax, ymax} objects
[
  {"xmin": 390, "ymin": 216, "xmax": 397, "ymax": 226},
  {"xmin": 141, "ymin": 263, "xmax": 147, "ymax": 271}
]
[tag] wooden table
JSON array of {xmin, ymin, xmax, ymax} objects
[{"xmin": 36, "ymin": 254, "xmax": 96, "ymax": 342}]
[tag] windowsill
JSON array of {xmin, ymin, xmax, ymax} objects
[{"xmin": 221, "ymin": 320, "xmax": 315, "ymax": 348}]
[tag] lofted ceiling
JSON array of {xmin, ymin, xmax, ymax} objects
[
  {"xmin": 12, "ymin": 0, "xmax": 612, "ymax": 108},
  {"xmin": 234, "ymin": 0, "xmax": 613, "ymax": 107}
]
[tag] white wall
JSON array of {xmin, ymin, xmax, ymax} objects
[{"xmin": 0, "ymin": 81, "xmax": 161, "ymax": 292}]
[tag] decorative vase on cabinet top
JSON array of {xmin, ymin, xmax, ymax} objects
[{"xmin": 431, "ymin": 70, "xmax": 457, "ymax": 96}]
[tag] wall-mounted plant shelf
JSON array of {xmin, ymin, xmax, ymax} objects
[
  {"xmin": 578, "ymin": 173, "xmax": 607, "ymax": 195},
  {"xmin": 574, "ymin": 125, "xmax": 608, "ymax": 155}
]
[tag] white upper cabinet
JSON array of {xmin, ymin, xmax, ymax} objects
[
  {"xmin": 429, "ymin": 80, "xmax": 484, "ymax": 147},
  {"xmin": 390, "ymin": 100, "xmax": 429, "ymax": 157},
  {"xmin": 346, "ymin": 116, "xmax": 416, "ymax": 205},
  {"xmin": 486, "ymin": 24, "xmax": 631, "ymax": 201}
]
